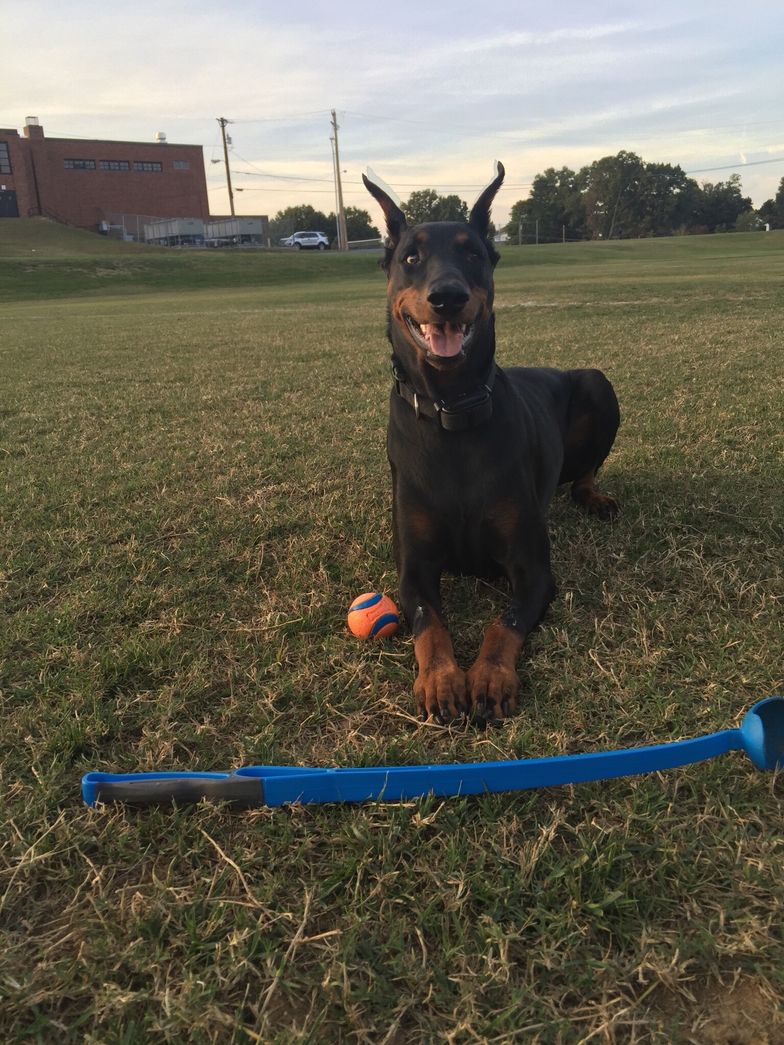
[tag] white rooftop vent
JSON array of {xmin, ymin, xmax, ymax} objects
[
  {"xmin": 155, "ymin": 131, "xmax": 167, "ymax": 143},
  {"xmin": 25, "ymin": 116, "xmax": 40, "ymax": 127}
]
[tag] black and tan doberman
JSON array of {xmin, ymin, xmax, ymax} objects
[{"xmin": 363, "ymin": 162, "xmax": 620, "ymax": 722}]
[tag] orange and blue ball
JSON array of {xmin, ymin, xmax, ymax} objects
[{"xmin": 347, "ymin": 592, "xmax": 399, "ymax": 639}]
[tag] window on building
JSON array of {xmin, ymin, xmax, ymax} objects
[
  {"xmin": 0, "ymin": 143, "xmax": 11, "ymax": 174},
  {"xmin": 100, "ymin": 160, "xmax": 130, "ymax": 171},
  {"xmin": 64, "ymin": 159, "xmax": 97, "ymax": 170},
  {"xmin": 133, "ymin": 161, "xmax": 163, "ymax": 172},
  {"xmin": 173, "ymin": 160, "xmax": 190, "ymax": 171}
]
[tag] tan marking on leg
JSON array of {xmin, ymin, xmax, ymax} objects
[
  {"xmin": 486, "ymin": 499, "xmax": 520, "ymax": 541},
  {"xmin": 407, "ymin": 508, "xmax": 437, "ymax": 542},
  {"xmin": 571, "ymin": 471, "xmax": 619, "ymax": 520},
  {"xmin": 466, "ymin": 620, "xmax": 523, "ymax": 719},
  {"xmin": 413, "ymin": 619, "xmax": 466, "ymax": 722}
]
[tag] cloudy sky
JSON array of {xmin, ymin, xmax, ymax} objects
[{"xmin": 5, "ymin": 1, "xmax": 784, "ymax": 224}]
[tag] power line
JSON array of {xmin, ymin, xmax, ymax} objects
[
  {"xmin": 210, "ymin": 185, "xmax": 339, "ymax": 194},
  {"xmin": 208, "ymin": 110, "xmax": 783, "ymax": 215},
  {"xmin": 229, "ymin": 110, "xmax": 331, "ymax": 124},
  {"xmin": 230, "ymin": 168, "xmax": 534, "ymax": 191},
  {"xmin": 686, "ymin": 156, "xmax": 784, "ymax": 174},
  {"xmin": 227, "ymin": 166, "xmax": 532, "ymax": 191},
  {"xmin": 232, "ymin": 166, "xmax": 332, "ymax": 184},
  {"xmin": 338, "ymin": 109, "xmax": 431, "ymax": 127},
  {"xmin": 232, "ymin": 165, "xmax": 335, "ymax": 184}
]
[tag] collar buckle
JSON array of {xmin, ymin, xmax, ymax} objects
[
  {"xmin": 390, "ymin": 355, "xmax": 496, "ymax": 431},
  {"xmin": 437, "ymin": 385, "xmax": 493, "ymax": 431}
]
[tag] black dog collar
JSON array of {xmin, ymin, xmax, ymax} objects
[{"xmin": 391, "ymin": 355, "xmax": 496, "ymax": 432}]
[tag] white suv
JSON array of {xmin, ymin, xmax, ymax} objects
[{"xmin": 281, "ymin": 230, "xmax": 330, "ymax": 250}]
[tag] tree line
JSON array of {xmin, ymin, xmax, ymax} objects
[
  {"xmin": 269, "ymin": 152, "xmax": 784, "ymax": 245},
  {"xmin": 270, "ymin": 205, "xmax": 377, "ymax": 244},
  {"xmin": 503, "ymin": 151, "xmax": 782, "ymax": 243},
  {"xmin": 269, "ymin": 188, "xmax": 474, "ymax": 244}
]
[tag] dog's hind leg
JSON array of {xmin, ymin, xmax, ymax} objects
[
  {"xmin": 561, "ymin": 368, "xmax": 620, "ymax": 519},
  {"xmin": 571, "ymin": 469, "xmax": 619, "ymax": 519}
]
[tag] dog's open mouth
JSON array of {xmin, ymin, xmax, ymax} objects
[{"xmin": 405, "ymin": 316, "xmax": 473, "ymax": 361}]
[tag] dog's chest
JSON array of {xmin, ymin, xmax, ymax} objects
[
  {"xmin": 443, "ymin": 512, "xmax": 504, "ymax": 579},
  {"xmin": 391, "ymin": 440, "xmax": 523, "ymax": 579}
]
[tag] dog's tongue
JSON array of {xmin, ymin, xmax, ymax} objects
[{"xmin": 421, "ymin": 322, "xmax": 464, "ymax": 357}]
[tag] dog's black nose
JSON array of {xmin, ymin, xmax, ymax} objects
[{"xmin": 427, "ymin": 282, "xmax": 470, "ymax": 313}]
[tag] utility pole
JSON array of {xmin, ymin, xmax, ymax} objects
[
  {"xmin": 218, "ymin": 117, "xmax": 235, "ymax": 217},
  {"xmin": 330, "ymin": 110, "xmax": 349, "ymax": 252},
  {"xmin": 329, "ymin": 135, "xmax": 340, "ymax": 246},
  {"xmin": 607, "ymin": 180, "xmax": 627, "ymax": 240}
]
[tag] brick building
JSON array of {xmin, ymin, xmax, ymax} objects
[{"xmin": 0, "ymin": 117, "xmax": 209, "ymax": 231}]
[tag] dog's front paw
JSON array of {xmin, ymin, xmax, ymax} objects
[
  {"xmin": 466, "ymin": 658, "xmax": 519, "ymax": 720},
  {"xmin": 414, "ymin": 662, "xmax": 467, "ymax": 723}
]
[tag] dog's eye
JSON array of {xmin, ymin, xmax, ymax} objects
[{"xmin": 403, "ymin": 252, "xmax": 419, "ymax": 266}]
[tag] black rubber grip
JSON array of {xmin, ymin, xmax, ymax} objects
[{"xmin": 91, "ymin": 775, "xmax": 265, "ymax": 809}]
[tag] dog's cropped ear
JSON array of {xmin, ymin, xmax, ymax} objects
[
  {"xmin": 469, "ymin": 161, "xmax": 505, "ymax": 244},
  {"xmin": 363, "ymin": 171, "xmax": 407, "ymax": 267}
]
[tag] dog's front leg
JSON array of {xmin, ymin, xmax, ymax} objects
[
  {"xmin": 467, "ymin": 529, "xmax": 556, "ymax": 720},
  {"xmin": 399, "ymin": 563, "xmax": 466, "ymax": 722},
  {"xmin": 466, "ymin": 618, "xmax": 525, "ymax": 720}
]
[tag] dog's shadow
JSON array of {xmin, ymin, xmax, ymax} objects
[{"xmin": 440, "ymin": 460, "xmax": 780, "ymax": 668}]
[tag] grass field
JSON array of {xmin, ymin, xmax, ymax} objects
[{"xmin": 1, "ymin": 218, "xmax": 783, "ymax": 1043}]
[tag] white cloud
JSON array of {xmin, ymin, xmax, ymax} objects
[{"xmin": 3, "ymin": 1, "xmax": 783, "ymax": 215}]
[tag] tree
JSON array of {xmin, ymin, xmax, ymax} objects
[
  {"xmin": 502, "ymin": 169, "xmax": 587, "ymax": 243},
  {"xmin": 758, "ymin": 176, "xmax": 784, "ymax": 229},
  {"xmin": 666, "ymin": 176, "xmax": 705, "ymax": 234},
  {"xmin": 694, "ymin": 174, "xmax": 753, "ymax": 232},
  {"xmin": 580, "ymin": 152, "xmax": 719, "ymax": 238},
  {"xmin": 582, "ymin": 151, "xmax": 646, "ymax": 239},
  {"xmin": 503, "ymin": 152, "xmax": 758, "ymax": 242},
  {"xmin": 502, "ymin": 199, "xmax": 529, "ymax": 243},
  {"xmin": 404, "ymin": 189, "xmax": 438, "ymax": 225},
  {"xmin": 270, "ymin": 205, "xmax": 331, "ymax": 242},
  {"xmin": 735, "ymin": 210, "xmax": 764, "ymax": 232},
  {"xmin": 327, "ymin": 206, "xmax": 379, "ymax": 241},
  {"xmin": 404, "ymin": 189, "xmax": 468, "ymax": 225},
  {"xmin": 636, "ymin": 163, "xmax": 700, "ymax": 236},
  {"xmin": 433, "ymin": 194, "xmax": 470, "ymax": 223},
  {"xmin": 505, "ymin": 167, "xmax": 587, "ymax": 243}
]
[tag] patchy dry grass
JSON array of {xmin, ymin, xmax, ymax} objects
[{"xmin": 1, "ymin": 227, "xmax": 783, "ymax": 1042}]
